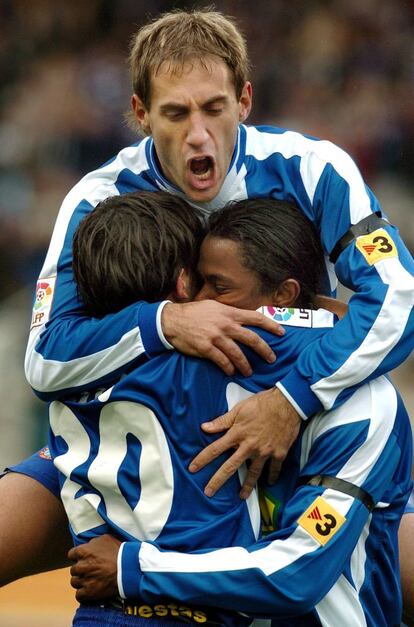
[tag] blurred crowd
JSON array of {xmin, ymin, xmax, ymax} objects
[{"xmin": 0, "ymin": 0, "xmax": 413, "ymax": 301}]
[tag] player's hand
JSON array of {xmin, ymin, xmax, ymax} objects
[
  {"xmin": 161, "ymin": 300, "xmax": 284, "ymax": 376},
  {"xmin": 68, "ymin": 535, "xmax": 121, "ymax": 602},
  {"xmin": 189, "ymin": 388, "xmax": 301, "ymax": 498}
]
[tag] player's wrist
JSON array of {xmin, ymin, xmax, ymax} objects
[{"xmin": 160, "ymin": 302, "xmax": 183, "ymax": 345}]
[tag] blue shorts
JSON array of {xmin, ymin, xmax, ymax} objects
[{"xmin": 4, "ymin": 446, "xmax": 60, "ymax": 498}]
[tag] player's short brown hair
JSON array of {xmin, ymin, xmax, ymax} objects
[
  {"xmin": 72, "ymin": 191, "xmax": 205, "ymax": 317},
  {"xmin": 128, "ymin": 8, "xmax": 250, "ymax": 110}
]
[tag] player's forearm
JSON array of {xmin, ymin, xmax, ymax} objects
[
  {"xmin": 120, "ymin": 497, "xmax": 368, "ymax": 618},
  {"xmin": 25, "ymin": 188, "xmax": 171, "ymax": 398},
  {"xmin": 280, "ymin": 243, "xmax": 414, "ymax": 416},
  {"xmin": 25, "ymin": 301, "xmax": 168, "ymax": 399}
]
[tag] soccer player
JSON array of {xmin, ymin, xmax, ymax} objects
[{"xmin": 57, "ymin": 192, "xmax": 410, "ymax": 626}]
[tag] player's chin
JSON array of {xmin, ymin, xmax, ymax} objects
[{"xmin": 184, "ymin": 177, "xmax": 222, "ymax": 202}]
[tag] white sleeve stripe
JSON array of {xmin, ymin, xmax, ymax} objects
[
  {"xmin": 315, "ymin": 573, "xmax": 367, "ymax": 627},
  {"xmin": 24, "ymin": 326, "xmax": 146, "ymax": 393},
  {"xmin": 140, "ymin": 525, "xmax": 321, "ymax": 577},
  {"xmin": 156, "ymin": 301, "xmax": 175, "ymax": 350},
  {"xmin": 301, "ymin": 377, "xmax": 397, "ymax": 489},
  {"xmin": 276, "ymin": 382, "xmax": 308, "ymax": 420},
  {"xmin": 40, "ymin": 143, "xmax": 150, "ymax": 278},
  {"xmin": 350, "ymin": 516, "xmax": 371, "ymax": 593},
  {"xmin": 311, "ymin": 260, "xmax": 414, "ymax": 408},
  {"xmin": 118, "ymin": 543, "xmax": 127, "ymax": 599},
  {"xmin": 245, "ymin": 127, "xmax": 372, "ymax": 223}
]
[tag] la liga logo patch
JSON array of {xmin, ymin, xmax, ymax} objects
[
  {"xmin": 31, "ymin": 277, "xmax": 56, "ymax": 329},
  {"xmin": 261, "ymin": 306, "xmax": 313, "ymax": 327},
  {"xmin": 267, "ymin": 307, "xmax": 295, "ymax": 322}
]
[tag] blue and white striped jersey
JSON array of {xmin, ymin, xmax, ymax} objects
[
  {"xmin": 25, "ymin": 125, "xmax": 414, "ymax": 417},
  {"xmin": 47, "ymin": 310, "xmax": 412, "ymax": 627}
]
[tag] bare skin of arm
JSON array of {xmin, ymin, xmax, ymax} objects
[
  {"xmin": 400, "ymin": 512, "xmax": 414, "ymax": 626},
  {"xmin": 0, "ymin": 472, "xmax": 72, "ymax": 586}
]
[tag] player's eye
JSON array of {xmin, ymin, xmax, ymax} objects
[
  {"xmin": 206, "ymin": 107, "xmax": 223, "ymax": 116},
  {"xmin": 213, "ymin": 283, "xmax": 230, "ymax": 295},
  {"xmin": 165, "ymin": 110, "xmax": 186, "ymax": 121}
]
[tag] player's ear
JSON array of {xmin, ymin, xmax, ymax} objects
[
  {"xmin": 238, "ymin": 82, "xmax": 252, "ymax": 122},
  {"xmin": 273, "ymin": 279, "xmax": 300, "ymax": 307},
  {"xmin": 173, "ymin": 268, "xmax": 192, "ymax": 302},
  {"xmin": 131, "ymin": 95, "xmax": 151, "ymax": 135}
]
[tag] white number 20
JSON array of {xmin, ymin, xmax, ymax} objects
[{"xmin": 49, "ymin": 400, "xmax": 174, "ymax": 541}]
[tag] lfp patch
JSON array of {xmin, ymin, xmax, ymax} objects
[
  {"xmin": 31, "ymin": 277, "xmax": 56, "ymax": 329},
  {"xmin": 356, "ymin": 228, "xmax": 397, "ymax": 265},
  {"xmin": 297, "ymin": 496, "xmax": 346, "ymax": 546}
]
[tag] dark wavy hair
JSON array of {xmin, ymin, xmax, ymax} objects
[
  {"xmin": 73, "ymin": 191, "xmax": 205, "ymax": 317},
  {"xmin": 207, "ymin": 198, "xmax": 325, "ymax": 308}
]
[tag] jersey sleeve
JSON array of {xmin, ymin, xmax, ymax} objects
[
  {"xmin": 24, "ymin": 189, "xmax": 170, "ymax": 401},
  {"xmin": 277, "ymin": 142, "xmax": 414, "ymax": 418},
  {"xmin": 117, "ymin": 377, "xmax": 411, "ymax": 620}
]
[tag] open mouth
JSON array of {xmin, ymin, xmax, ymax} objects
[{"xmin": 189, "ymin": 156, "xmax": 214, "ymax": 181}]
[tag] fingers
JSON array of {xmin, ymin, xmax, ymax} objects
[
  {"xmin": 70, "ymin": 574, "xmax": 83, "ymax": 590},
  {"xmin": 267, "ymin": 457, "xmax": 282, "ymax": 484},
  {"xmin": 239, "ymin": 458, "xmax": 266, "ymax": 500},
  {"xmin": 202, "ymin": 328, "xmax": 276, "ymax": 376},
  {"xmin": 234, "ymin": 309, "xmax": 285, "ymax": 337},
  {"xmin": 70, "ymin": 561, "xmax": 84, "ymax": 576},
  {"xmin": 189, "ymin": 430, "xmax": 235, "ymax": 474},
  {"xmin": 162, "ymin": 301, "xmax": 281, "ymax": 375},
  {"xmin": 200, "ymin": 411, "xmax": 236, "ymax": 435},
  {"xmin": 71, "ymin": 577, "xmax": 93, "ymax": 602},
  {"xmin": 68, "ymin": 545, "xmax": 86, "ymax": 562},
  {"xmin": 202, "ymin": 448, "xmax": 249, "ymax": 497},
  {"xmin": 200, "ymin": 343, "xmax": 237, "ymax": 376},
  {"xmin": 221, "ymin": 326, "xmax": 276, "ymax": 367}
]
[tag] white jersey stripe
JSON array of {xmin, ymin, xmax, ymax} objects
[
  {"xmin": 25, "ymin": 143, "xmax": 151, "ymax": 389},
  {"xmin": 311, "ymin": 261, "xmax": 414, "ymax": 408},
  {"xmin": 27, "ymin": 327, "xmax": 146, "ymax": 393},
  {"xmin": 245, "ymin": 127, "xmax": 372, "ymax": 223},
  {"xmin": 351, "ymin": 516, "xmax": 371, "ymax": 593},
  {"xmin": 301, "ymin": 377, "xmax": 397, "ymax": 487},
  {"xmin": 139, "ymin": 525, "xmax": 321, "ymax": 576},
  {"xmin": 315, "ymin": 574, "xmax": 367, "ymax": 627}
]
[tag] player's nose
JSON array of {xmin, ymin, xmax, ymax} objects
[{"xmin": 186, "ymin": 112, "xmax": 209, "ymax": 148}]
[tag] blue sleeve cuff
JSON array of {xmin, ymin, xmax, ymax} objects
[
  {"xmin": 277, "ymin": 368, "xmax": 324, "ymax": 419},
  {"xmin": 119, "ymin": 541, "xmax": 143, "ymax": 599},
  {"xmin": 137, "ymin": 301, "xmax": 174, "ymax": 357}
]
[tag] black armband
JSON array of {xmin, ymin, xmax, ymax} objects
[
  {"xmin": 329, "ymin": 212, "xmax": 390, "ymax": 264},
  {"xmin": 298, "ymin": 474, "xmax": 375, "ymax": 512}
]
